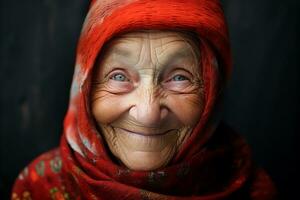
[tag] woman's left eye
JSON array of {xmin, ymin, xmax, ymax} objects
[{"xmin": 172, "ymin": 75, "xmax": 189, "ymax": 81}]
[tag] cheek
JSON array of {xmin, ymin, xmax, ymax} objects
[
  {"xmin": 92, "ymin": 92, "xmax": 130, "ymax": 124},
  {"xmin": 167, "ymin": 93, "xmax": 204, "ymax": 126}
]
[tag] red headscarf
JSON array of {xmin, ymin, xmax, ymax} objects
[{"xmin": 12, "ymin": 0, "xmax": 277, "ymax": 199}]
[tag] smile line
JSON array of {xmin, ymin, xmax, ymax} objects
[{"xmin": 118, "ymin": 127, "xmax": 174, "ymax": 137}]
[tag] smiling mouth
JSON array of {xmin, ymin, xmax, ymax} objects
[{"xmin": 117, "ymin": 127, "xmax": 175, "ymax": 137}]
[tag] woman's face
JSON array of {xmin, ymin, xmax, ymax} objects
[{"xmin": 91, "ymin": 31, "xmax": 204, "ymax": 171}]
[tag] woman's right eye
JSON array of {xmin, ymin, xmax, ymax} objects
[
  {"xmin": 110, "ymin": 73, "xmax": 129, "ymax": 82},
  {"xmin": 106, "ymin": 71, "xmax": 133, "ymax": 93}
]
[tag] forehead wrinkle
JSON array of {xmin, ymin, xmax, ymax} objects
[
  {"xmin": 130, "ymin": 39, "xmax": 157, "ymax": 80},
  {"xmin": 156, "ymin": 46, "xmax": 196, "ymax": 67},
  {"xmin": 127, "ymin": 34, "xmax": 161, "ymax": 83},
  {"xmin": 102, "ymin": 31, "xmax": 199, "ymax": 77},
  {"xmin": 151, "ymin": 39, "xmax": 163, "ymax": 81},
  {"xmin": 154, "ymin": 39, "xmax": 195, "ymax": 59},
  {"xmin": 132, "ymin": 37, "xmax": 147, "ymax": 68},
  {"xmin": 107, "ymin": 36, "xmax": 143, "ymax": 58},
  {"xmin": 148, "ymin": 34, "xmax": 189, "ymax": 76},
  {"xmin": 104, "ymin": 40, "xmax": 143, "ymax": 70},
  {"xmin": 154, "ymin": 35, "xmax": 200, "ymax": 75},
  {"xmin": 174, "ymin": 32, "xmax": 200, "ymax": 62},
  {"xmin": 148, "ymin": 32, "xmax": 160, "ymax": 74}
]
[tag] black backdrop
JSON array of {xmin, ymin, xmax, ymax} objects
[{"xmin": 0, "ymin": 0, "xmax": 299, "ymax": 199}]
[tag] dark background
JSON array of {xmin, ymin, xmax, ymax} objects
[{"xmin": 0, "ymin": 0, "xmax": 299, "ymax": 199}]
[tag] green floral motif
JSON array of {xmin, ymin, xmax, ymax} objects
[
  {"xmin": 50, "ymin": 186, "xmax": 70, "ymax": 200},
  {"xmin": 35, "ymin": 161, "xmax": 45, "ymax": 176},
  {"xmin": 50, "ymin": 156, "xmax": 62, "ymax": 173},
  {"xmin": 49, "ymin": 187, "xmax": 59, "ymax": 194}
]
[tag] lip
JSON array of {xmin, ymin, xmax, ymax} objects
[{"xmin": 117, "ymin": 127, "xmax": 175, "ymax": 137}]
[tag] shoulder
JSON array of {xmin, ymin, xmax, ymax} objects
[{"xmin": 11, "ymin": 148, "xmax": 69, "ymax": 200}]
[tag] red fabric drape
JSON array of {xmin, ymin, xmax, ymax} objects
[{"xmin": 12, "ymin": 0, "xmax": 277, "ymax": 199}]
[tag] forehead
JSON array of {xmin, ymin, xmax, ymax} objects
[{"xmin": 104, "ymin": 30, "xmax": 200, "ymax": 57}]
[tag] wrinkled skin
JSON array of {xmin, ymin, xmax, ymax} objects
[{"xmin": 91, "ymin": 30, "xmax": 204, "ymax": 171}]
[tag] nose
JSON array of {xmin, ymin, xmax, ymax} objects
[{"xmin": 129, "ymin": 90, "xmax": 168, "ymax": 127}]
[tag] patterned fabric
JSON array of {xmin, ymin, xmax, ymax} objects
[
  {"xmin": 12, "ymin": 149, "xmax": 70, "ymax": 200},
  {"xmin": 12, "ymin": 0, "xmax": 277, "ymax": 199}
]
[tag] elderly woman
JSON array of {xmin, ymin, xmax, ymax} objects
[{"xmin": 12, "ymin": 0, "xmax": 277, "ymax": 199}]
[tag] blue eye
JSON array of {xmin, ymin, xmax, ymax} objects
[
  {"xmin": 172, "ymin": 75, "xmax": 188, "ymax": 81},
  {"xmin": 111, "ymin": 73, "xmax": 128, "ymax": 82}
]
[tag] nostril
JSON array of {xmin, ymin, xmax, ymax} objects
[
  {"xmin": 128, "ymin": 103, "xmax": 167, "ymax": 126},
  {"xmin": 129, "ymin": 106, "xmax": 138, "ymax": 120},
  {"xmin": 139, "ymin": 106, "xmax": 160, "ymax": 124},
  {"xmin": 161, "ymin": 107, "xmax": 169, "ymax": 119}
]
